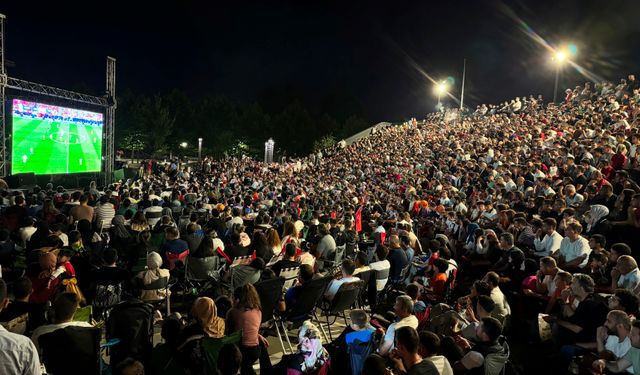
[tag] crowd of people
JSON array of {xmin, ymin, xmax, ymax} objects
[{"xmin": 1, "ymin": 74, "xmax": 640, "ymax": 375}]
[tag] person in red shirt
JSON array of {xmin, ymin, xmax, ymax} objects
[
  {"xmin": 600, "ymin": 160, "xmax": 615, "ymax": 182},
  {"xmin": 611, "ymin": 144, "xmax": 628, "ymax": 170}
]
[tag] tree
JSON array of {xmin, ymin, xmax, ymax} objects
[
  {"xmin": 119, "ymin": 131, "xmax": 146, "ymax": 159},
  {"xmin": 313, "ymin": 134, "xmax": 336, "ymax": 152}
]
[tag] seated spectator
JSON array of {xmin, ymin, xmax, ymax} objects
[
  {"xmin": 177, "ymin": 297, "xmax": 226, "ymax": 373},
  {"xmin": 92, "ymin": 248, "xmax": 130, "ymax": 297},
  {"xmin": 370, "ymin": 245, "xmax": 392, "ymax": 291},
  {"xmin": 545, "ymin": 274, "xmax": 609, "ymax": 371},
  {"xmin": 29, "ymin": 251, "xmax": 62, "ymax": 304},
  {"xmin": 608, "ymin": 289, "xmax": 640, "ymax": 317},
  {"xmin": 162, "ymin": 227, "xmax": 189, "ymax": 255},
  {"xmin": 588, "ymin": 252, "xmax": 612, "ymax": 291},
  {"xmin": 136, "ymin": 252, "xmax": 170, "ymax": 302},
  {"xmin": 352, "ymin": 251, "xmax": 371, "ymax": 276},
  {"xmin": 193, "ymin": 233, "xmax": 224, "ymax": 258},
  {"xmin": 281, "ymin": 264, "xmax": 315, "ymax": 312},
  {"xmin": 553, "ymin": 222, "xmax": 591, "ymax": 271},
  {"xmin": 593, "ymin": 320, "xmax": 640, "ymax": 374},
  {"xmin": 143, "ymin": 199, "xmax": 163, "ymax": 227},
  {"xmin": 184, "ymin": 223, "xmax": 204, "ymax": 255},
  {"xmin": 273, "ymin": 321, "xmax": 329, "ymax": 375},
  {"xmin": 387, "ymin": 235, "xmax": 409, "ymax": 282},
  {"xmin": 388, "ymin": 326, "xmax": 439, "ymax": 375},
  {"xmin": 419, "ymin": 330, "xmax": 454, "ymax": 375},
  {"xmin": 451, "ymin": 317, "xmax": 506, "ymax": 375},
  {"xmin": 324, "ymin": 259, "xmax": 360, "ymax": 301},
  {"xmin": 31, "ymin": 292, "xmax": 93, "ymax": 357},
  {"xmin": 363, "ymin": 353, "xmax": 389, "ymax": 375},
  {"xmin": 218, "ymin": 343, "xmax": 243, "ymax": 375},
  {"xmin": 114, "ymin": 358, "xmax": 145, "ymax": 375},
  {"xmin": 482, "ymin": 272, "xmax": 511, "ymax": 322},
  {"xmin": 226, "ymin": 232, "xmax": 249, "ymax": 261},
  {"xmin": 612, "ymin": 255, "xmax": 640, "ymax": 296},
  {"xmin": 406, "ymin": 284, "xmax": 427, "ymax": 314},
  {"xmin": 378, "ymin": 295, "xmax": 419, "ymax": 356},
  {"xmin": 0, "ymin": 279, "xmax": 42, "ymax": 374},
  {"xmin": 226, "ymin": 284, "xmax": 271, "ymax": 374},
  {"xmin": 593, "ymin": 310, "xmax": 634, "ymax": 373},
  {"xmin": 271, "ymin": 243, "xmax": 300, "ymax": 276},
  {"xmin": 533, "ymin": 218, "xmax": 563, "ymax": 257},
  {"xmin": 228, "ymin": 257, "xmax": 265, "ymax": 289},
  {"xmin": 453, "ymin": 295, "xmax": 496, "ymax": 342},
  {"xmin": 0, "ymin": 277, "xmax": 46, "ymax": 334}
]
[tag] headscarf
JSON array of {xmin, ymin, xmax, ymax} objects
[
  {"xmin": 587, "ymin": 204, "xmax": 610, "ymax": 232},
  {"xmin": 297, "ymin": 321, "xmax": 329, "ymax": 373},
  {"xmin": 191, "ymin": 297, "xmax": 225, "ymax": 338},
  {"xmin": 466, "ymin": 222, "xmax": 480, "ymax": 243},
  {"xmin": 147, "ymin": 251, "xmax": 163, "ymax": 270},
  {"xmin": 38, "ymin": 251, "xmax": 57, "ymax": 279},
  {"xmin": 112, "ymin": 215, "xmax": 130, "ymax": 239}
]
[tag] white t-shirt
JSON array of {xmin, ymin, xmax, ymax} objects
[
  {"xmin": 559, "ymin": 236, "xmax": 591, "ymax": 268},
  {"xmin": 605, "ymin": 335, "xmax": 633, "ymax": 373},
  {"xmin": 383, "ymin": 315, "xmax": 419, "ymax": 352},
  {"xmin": 370, "ymin": 260, "xmax": 391, "ymax": 291},
  {"xmin": 428, "ymin": 355, "xmax": 454, "ymax": 375}
]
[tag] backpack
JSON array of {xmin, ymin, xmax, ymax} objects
[
  {"xmin": 348, "ymin": 335, "xmax": 376, "ymax": 375},
  {"xmin": 94, "ymin": 283, "xmax": 122, "ymax": 310}
]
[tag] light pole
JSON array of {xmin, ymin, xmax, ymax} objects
[
  {"xmin": 198, "ymin": 138, "xmax": 203, "ymax": 161},
  {"xmin": 434, "ymin": 81, "xmax": 448, "ymax": 111},
  {"xmin": 552, "ymin": 50, "xmax": 567, "ymax": 103}
]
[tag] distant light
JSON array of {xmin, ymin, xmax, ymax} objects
[
  {"xmin": 554, "ymin": 50, "xmax": 567, "ymax": 63},
  {"xmin": 180, "ymin": 142, "xmax": 188, "ymax": 148},
  {"xmin": 434, "ymin": 82, "xmax": 448, "ymax": 95}
]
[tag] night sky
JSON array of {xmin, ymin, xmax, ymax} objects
[{"xmin": 1, "ymin": 0, "xmax": 639, "ymax": 122}]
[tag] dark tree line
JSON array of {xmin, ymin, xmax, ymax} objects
[{"xmin": 116, "ymin": 87, "xmax": 371, "ymax": 159}]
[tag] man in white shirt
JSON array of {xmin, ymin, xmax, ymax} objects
[
  {"xmin": 595, "ymin": 310, "xmax": 634, "ymax": 373},
  {"xmin": 31, "ymin": 292, "xmax": 93, "ymax": 358},
  {"xmin": 553, "ymin": 222, "xmax": 591, "ymax": 270},
  {"xmin": 533, "ymin": 218, "xmax": 563, "ymax": 257},
  {"xmin": 369, "ymin": 245, "xmax": 391, "ymax": 291},
  {"xmin": 0, "ymin": 279, "xmax": 41, "ymax": 375},
  {"xmin": 612, "ymin": 256, "xmax": 640, "ymax": 294},
  {"xmin": 143, "ymin": 199, "xmax": 164, "ymax": 227},
  {"xmin": 324, "ymin": 260, "xmax": 360, "ymax": 301},
  {"xmin": 378, "ymin": 295, "xmax": 419, "ymax": 356},
  {"xmin": 419, "ymin": 330, "xmax": 454, "ymax": 375}
]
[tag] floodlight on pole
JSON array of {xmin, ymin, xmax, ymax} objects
[
  {"xmin": 551, "ymin": 45, "xmax": 576, "ymax": 103},
  {"xmin": 434, "ymin": 81, "xmax": 448, "ymax": 110},
  {"xmin": 198, "ymin": 138, "xmax": 203, "ymax": 160}
]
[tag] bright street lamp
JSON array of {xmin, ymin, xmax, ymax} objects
[
  {"xmin": 434, "ymin": 81, "xmax": 448, "ymax": 110},
  {"xmin": 198, "ymin": 138, "xmax": 203, "ymax": 160},
  {"xmin": 551, "ymin": 46, "xmax": 576, "ymax": 102},
  {"xmin": 180, "ymin": 142, "xmax": 188, "ymax": 148}
]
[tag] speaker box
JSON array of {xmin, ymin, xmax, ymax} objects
[{"xmin": 5, "ymin": 173, "xmax": 37, "ymax": 188}]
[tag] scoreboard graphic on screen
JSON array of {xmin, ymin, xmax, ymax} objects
[{"xmin": 11, "ymin": 99, "xmax": 103, "ymax": 175}]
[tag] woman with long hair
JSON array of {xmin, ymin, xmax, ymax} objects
[
  {"xmin": 280, "ymin": 221, "xmax": 299, "ymax": 254},
  {"xmin": 266, "ymin": 228, "xmax": 281, "ymax": 258},
  {"xmin": 250, "ymin": 231, "xmax": 273, "ymax": 261},
  {"xmin": 130, "ymin": 211, "xmax": 150, "ymax": 233},
  {"xmin": 226, "ymin": 284, "xmax": 271, "ymax": 374}
]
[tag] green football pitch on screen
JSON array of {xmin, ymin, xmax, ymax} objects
[{"xmin": 11, "ymin": 100, "xmax": 103, "ymax": 175}]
